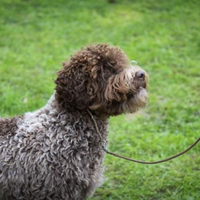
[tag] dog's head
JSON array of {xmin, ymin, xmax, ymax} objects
[{"xmin": 55, "ymin": 44, "xmax": 148, "ymax": 116}]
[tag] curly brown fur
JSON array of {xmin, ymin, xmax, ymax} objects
[
  {"xmin": 55, "ymin": 44, "xmax": 129, "ymax": 111},
  {"xmin": 55, "ymin": 44, "xmax": 148, "ymax": 116},
  {"xmin": 0, "ymin": 44, "xmax": 148, "ymax": 200},
  {"xmin": 0, "ymin": 116, "xmax": 23, "ymax": 136}
]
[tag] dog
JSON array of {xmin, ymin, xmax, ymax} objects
[{"xmin": 0, "ymin": 44, "xmax": 148, "ymax": 200}]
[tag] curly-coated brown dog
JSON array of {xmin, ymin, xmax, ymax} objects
[{"xmin": 0, "ymin": 44, "xmax": 148, "ymax": 200}]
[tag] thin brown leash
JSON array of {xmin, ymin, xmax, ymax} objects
[{"xmin": 87, "ymin": 110, "xmax": 200, "ymax": 165}]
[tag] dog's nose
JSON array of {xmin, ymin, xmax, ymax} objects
[{"xmin": 136, "ymin": 70, "xmax": 145, "ymax": 80}]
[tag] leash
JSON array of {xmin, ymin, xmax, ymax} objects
[{"xmin": 87, "ymin": 110, "xmax": 200, "ymax": 165}]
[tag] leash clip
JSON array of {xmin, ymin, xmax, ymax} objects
[{"xmin": 102, "ymin": 141, "xmax": 108, "ymax": 151}]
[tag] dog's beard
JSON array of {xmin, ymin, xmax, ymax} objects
[
  {"xmin": 121, "ymin": 87, "xmax": 148, "ymax": 113},
  {"xmin": 99, "ymin": 85, "xmax": 148, "ymax": 116}
]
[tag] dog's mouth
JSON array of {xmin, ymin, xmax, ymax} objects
[
  {"xmin": 127, "ymin": 80, "xmax": 148, "ymax": 97},
  {"xmin": 136, "ymin": 77, "xmax": 148, "ymax": 89},
  {"xmin": 138, "ymin": 82, "xmax": 148, "ymax": 90}
]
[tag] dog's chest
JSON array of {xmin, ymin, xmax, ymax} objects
[{"xmin": 0, "ymin": 106, "xmax": 109, "ymax": 199}]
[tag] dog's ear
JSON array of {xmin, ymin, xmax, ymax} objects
[{"xmin": 55, "ymin": 62, "xmax": 91, "ymax": 109}]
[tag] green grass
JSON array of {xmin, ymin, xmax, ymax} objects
[{"xmin": 0, "ymin": 0, "xmax": 200, "ymax": 199}]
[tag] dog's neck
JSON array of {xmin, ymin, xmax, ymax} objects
[
  {"xmin": 52, "ymin": 91, "xmax": 110, "ymax": 120},
  {"xmin": 45, "ymin": 92, "xmax": 109, "ymax": 140}
]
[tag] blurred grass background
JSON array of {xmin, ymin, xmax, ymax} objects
[{"xmin": 0, "ymin": 0, "xmax": 200, "ymax": 199}]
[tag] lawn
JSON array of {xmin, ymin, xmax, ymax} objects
[{"xmin": 0, "ymin": 0, "xmax": 200, "ymax": 199}]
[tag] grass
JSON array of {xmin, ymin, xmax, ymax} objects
[{"xmin": 0, "ymin": 0, "xmax": 200, "ymax": 199}]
